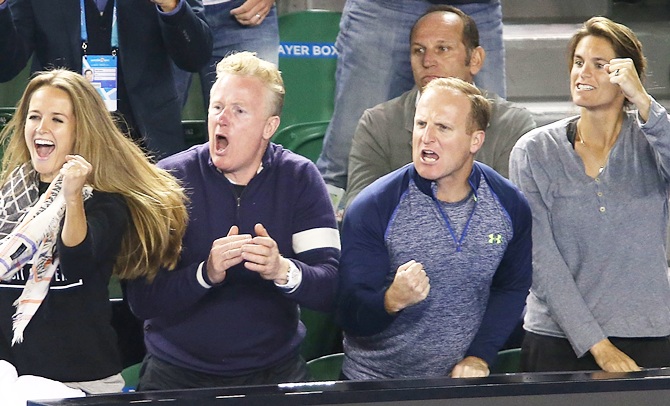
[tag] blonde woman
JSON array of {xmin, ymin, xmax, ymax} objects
[
  {"xmin": 510, "ymin": 17, "xmax": 670, "ymax": 373},
  {"xmin": 0, "ymin": 69, "xmax": 187, "ymax": 393}
]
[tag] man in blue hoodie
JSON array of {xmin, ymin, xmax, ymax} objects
[{"xmin": 338, "ymin": 77, "xmax": 531, "ymax": 380}]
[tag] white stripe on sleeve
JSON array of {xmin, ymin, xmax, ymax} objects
[{"xmin": 292, "ymin": 227, "xmax": 341, "ymax": 254}]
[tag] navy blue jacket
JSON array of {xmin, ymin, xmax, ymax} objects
[
  {"xmin": 0, "ymin": 0, "xmax": 212, "ymax": 157},
  {"xmin": 127, "ymin": 143, "xmax": 341, "ymax": 376}
]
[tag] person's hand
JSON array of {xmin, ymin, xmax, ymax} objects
[
  {"xmin": 607, "ymin": 58, "xmax": 651, "ymax": 121},
  {"xmin": 206, "ymin": 226, "xmax": 253, "ymax": 284},
  {"xmin": 450, "ymin": 356, "xmax": 490, "ymax": 378},
  {"xmin": 241, "ymin": 223, "xmax": 290, "ymax": 284},
  {"xmin": 60, "ymin": 155, "xmax": 92, "ymax": 204},
  {"xmin": 590, "ymin": 338, "xmax": 641, "ymax": 372},
  {"xmin": 230, "ymin": 0, "xmax": 274, "ymax": 26},
  {"xmin": 384, "ymin": 260, "xmax": 430, "ymax": 314},
  {"xmin": 150, "ymin": 0, "xmax": 179, "ymax": 13}
]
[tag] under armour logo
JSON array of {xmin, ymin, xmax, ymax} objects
[{"xmin": 488, "ymin": 233, "xmax": 503, "ymax": 244}]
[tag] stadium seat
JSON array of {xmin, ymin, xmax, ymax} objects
[
  {"xmin": 121, "ymin": 362, "xmax": 142, "ymax": 392},
  {"xmin": 272, "ymin": 120, "xmax": 329, "ymax": 163},
  {"xmin": 108, "ymin": 275, "xmax": 123, "ymax": 301},
  {"xmin": 300, "ymin": 307, "xmax": 342, "ymax": 362},
  {"xmin": 277, "ymin": 10, "xmax": 341, "ymax": 131},
  {"xmin": 306, "ymin": 352, "xmax": 344, "ymax": 382},
  {"xmin": 108, "ymin": 276, "xmax": 146, "ymax": 369},
  {"xmin": 183, "ymin": 119, "xmax": 207, "ymax": 147},
  {"xmin": 490, "ymin": 348, "xmax": 522, "ymax": 374}
]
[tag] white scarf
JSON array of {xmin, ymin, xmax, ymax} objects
[{"xmin": 0, "ymin": 165, "xmax": 91, "ymax": 344}]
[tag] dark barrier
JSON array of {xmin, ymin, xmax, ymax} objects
[{"xmin": 29, "ymin": 367, "xmax": 670, "ymax": 406}]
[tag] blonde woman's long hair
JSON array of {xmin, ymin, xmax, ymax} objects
[{"xmin": 0, "ymin": 69, "xmax": 188, "ymax": 281}]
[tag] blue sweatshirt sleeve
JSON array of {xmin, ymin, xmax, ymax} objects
[{"xmin": 336, "ymin": 172, "xmax": 411, "ymax": 336}]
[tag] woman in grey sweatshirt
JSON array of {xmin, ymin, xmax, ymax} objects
[{"xmin": 509, "ymin": 16, "xmax": 670, "ymax": 373}]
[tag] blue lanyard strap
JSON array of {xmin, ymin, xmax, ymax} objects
[
  {"xmin": 431, "ymin": 179, "xmax": 478, "ymax": 253},
  {"xmin": 80, "ymin": 0, "xmax": 119, "ymax": 53}
]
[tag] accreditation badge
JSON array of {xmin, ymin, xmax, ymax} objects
[{"xmin": 82, "ymin": 54, "xmax": 118, "ymax": 112}]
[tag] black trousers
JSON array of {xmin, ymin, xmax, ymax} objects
[
  {"xmin": 137, "ymin": 352, "xmax": 310, "ymax": 391},
  {"xmin": 521, "ymin": 331, "xmax": 670, "ymax": 372}
]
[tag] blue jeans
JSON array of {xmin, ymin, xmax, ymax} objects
[
  {"xmin": 173, "ymin": 0, "xmax": 280, "ymax": 108},
  {"xmin": 316, "ymin": 0, "xmax": 505, "ymax": 189}
]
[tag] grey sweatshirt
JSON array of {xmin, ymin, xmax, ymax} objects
[{"xmin": 509, "ymin": 97, "xmax": 670, "ymax": 357}]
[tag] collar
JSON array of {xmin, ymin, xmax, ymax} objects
[
  {"xmin": 223, "ymin": 163, "xmax": 264, "ymax": 185},
  {"xmin": 206, "ymin": 143, "xmax": 274, "ymax": 183},
  {"xmin": 410, "ymin": 162, "xmax": 482, "ymax": 201}
]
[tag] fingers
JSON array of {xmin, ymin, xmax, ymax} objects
[
  {"xmin": 240, "ymin": 244, "xmax": 272, "ymax": 266},
  {"xmin": 206, "ymin": 231, "xmax": 253, "ymax": 283},
  {"xmin": 242, "ymin": 253, "xmax": 282, "ymax": 280},
  {"xmin": 450, "ymin": 356, "xmax": 490, "ymax": 378},
  {"xmin": 606, "ymin": 58, "xmax": 651, "ymax": 120},
  {"xmin": 385, "ymin": 261, "xmax": 430, "ymax": 313},
  {"xmin": 216, "ymin": 233, "xmax": 252, "ymax": 253},
  {"xmin": 398, "ymin": 262, "xmax": 430, "ymax": 298},
  {"xmin": 605, "ymin": 58, "xmax": 640, "ymax": 92},
  {"xmin": 254, "ymin": 223, "xmax": 269, "ymax": 238},
  {"xmin": 230, "ymin": 0, "xmax": 272, "ymax": 26},
  {"xmin": 606, "ymin": 61, "xmax": 627, "ymax": 81},
  {"xmin": 208, "ymin": 224, "xmax": 282, "ymax": 282},
  {"xmin": 60, "ymin": 155, "xmax": 92, "ymax": 202},
  {"xmin": 227, "ymin": 225, "xmax": 239, "ymax": 237},
  {"xmin": 61, "ymin": 155, "xmax": 92, "ymax": 176},
  {"xmin": 600, "ymin": 354, "xmax": 641, "ymax": 373},
  {"xmin": 591, "ymin": 338, "xmax": 642, "ymax": 373},
  {"xmin": 397, "ymin": 259, "xmax": 416, "ymax": 273},
  {"xmin": 248, "ymin": 223, "xmax": 275, "ymax": 250},
  {"xmin": 242, "ymin": 223, "xmax": 282, "ymax": 279}
]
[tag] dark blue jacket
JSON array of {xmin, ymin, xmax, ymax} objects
[
  {"xmin": 0, "ymin": 0, "xmax": 212, "ymax": 157},
  {"xmin": 127, "ymin": 143, "xmax": 341, "ymax": 376}
]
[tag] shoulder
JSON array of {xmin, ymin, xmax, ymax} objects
[
  {"xmin": 157, "ymin": 144, "xmax": 208, "ymax": 178},
  {"xmin": 266, "ymin": 143, "xmax": 321, "ymax": 179},
  {"xmin": 264, "ymin": 145, "xmax": 331, "ymax": 208},
  {"xmin": 364, "ymin": 88, "xmax": 416, "ymax": 120},
  {"xmin": 477, "ymin": 163, "xmax": 530, "ymax": 216},
  {"xmin": 88, "ymin": 190, "xmax": 127, "ymax": 207},
  {"xmin": 86, "ymin": 190, "xmax": 130, "ymax": 219},
  {"xmin": 488, "ymin": 93, "xmax": 535, "ymax": 126},
  {"xmin": 512, "ymin": 116, "xmax": 576, "ymax": 154},
  {"xmin": 347, "ymin": 165, "xmax": 413, "ymax": 217}
]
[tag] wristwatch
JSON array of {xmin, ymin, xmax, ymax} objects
[{"xmin": 276, "ymin": 259, "xmax": 302, "ymax": 292}]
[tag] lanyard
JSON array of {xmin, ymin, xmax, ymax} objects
[
  {"xmin": 431, "ymin": 179, "xmax": 478, "ymax": 253},
  {"xmin": 80, "ymin": 0, "xmax": 119, "ymax": 54}
]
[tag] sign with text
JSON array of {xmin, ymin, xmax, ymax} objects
[{"xmin": 279, "ymin": 43, "xmax": 338, "ymax": 59}]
